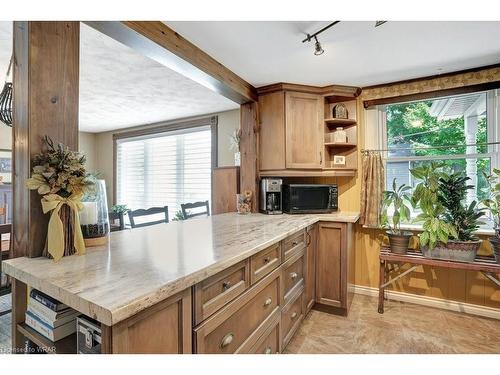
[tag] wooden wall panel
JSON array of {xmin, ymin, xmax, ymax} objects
[
  {"xmin": 240, "ymin": 102, "xmax": 258, "ymax": 212},
  {"xmin": 212, "ymin": 167, "xmax": 240, "ymax": 214},
  {"xmin": 12, "ymin": 22, "xmax": 80, "ymax": 258}
]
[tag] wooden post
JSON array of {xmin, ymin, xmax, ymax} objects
[
  {"xmin": 240, "ymin": 102, "xmax": 259, "ymax": 212},
  {"xmin": 11, "ymin": 279, "xmax": 27, "ymax": 352},
  {"xmin": 12, "ymin": 21, "xmax": 80, "ymax": 258},
  {"xmin": 378, "ymin": 259, "xmax": 385, "ymax": 314}
]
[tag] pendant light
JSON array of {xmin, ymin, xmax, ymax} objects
[{"xmin": 0, "ymin": 55, "xmax": 13, "ymax": 127}]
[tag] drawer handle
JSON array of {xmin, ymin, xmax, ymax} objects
[
  {"xmin": 264, "ymin": 347, "xmax": 272, "ymax": 354},
  {"xmin": 291, "ymin": 312, "xmax": 298, "ymax": 320},
  {"xmin": 263, "ymin": 256, "xmax": 271, "ymax": 263},
  {"xmin": 292, "ymin": 241, "xmax": 298, "ymax": 246},
  {"xmin": 222, "ymin": 281, "xmax": 232, "ymax": 291},
  {"xmin": 290, "ymin": 272, "xmax": 298, "ymax": 280},
  {"xmin": 264, "ymin": 297, "xmax": 273, "ymax": 307},
  {"xmin": 220, "ymin": 333, "xmax": 234, "ymax": 348}
]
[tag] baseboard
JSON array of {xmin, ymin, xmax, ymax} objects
[{"xmin": 352, "ymin": 285, "xmax": 500, "ymax": 320}]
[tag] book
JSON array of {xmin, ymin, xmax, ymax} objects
[
  {"xmin": 27, "ymin": 297, "xmax": 76, "ymax": 322},
  {"xmin": 27, "ymin": 300, "xmax": 80, "ymax": 328},
  {"xmin": 30, "ymin": 289, "xmax": 68, "ymax": 312},
  {"xmin": 25, "ymin": 310, "xmax": 76, "ymax": 342}
]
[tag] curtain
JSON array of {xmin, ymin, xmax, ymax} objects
[{"xmin": 359, "ymin": 151, "xmax": 385, "ymax": 227}]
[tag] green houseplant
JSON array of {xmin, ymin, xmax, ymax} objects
[
  {"xmin": 380, "ymin": 178, "xmax": 413, "ymax": 254},
  {"xmin": 481, "ymin": 168, "xmax": 500, "ymax": 264}
]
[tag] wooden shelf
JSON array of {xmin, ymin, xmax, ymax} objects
[
  {"xmin": 324, "ymin": 118, "xmax": 357, "ymax": 126},
  {"xmin": 17, "ymin": 323, "xmax": 77, "ymax": 354},
  {"xmin": 259, "ymin": 169, "xmax": 356, "ymax": 177},
  {"xmin": 324, "ymin": 142, "xmax": 357, "ymax": 148}
]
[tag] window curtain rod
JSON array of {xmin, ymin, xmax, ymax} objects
[{"xmin": 361, "ymin": 140, "xmax": 500, "ymax": 153}]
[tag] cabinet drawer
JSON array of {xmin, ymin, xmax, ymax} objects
[
  {"xmin": 194, "ymin": 260, "xmax": 250, "ymax": 325},
  {"xmin": 249, "ymin": 315, "xmax": 280, "ymax": 354},
  {"xmin": 250, "ymin": 243, "xmax": 281, "ymax": 284},
  {"xmin": 194, "ymin": 270, "xmax": 280, "ymax": 354},
  {"xmin": 282, "ymin": 251, "xmax": 305, "ymax": 304},
  {"xmin": 282, "ymin": 230, "xmax": 305, "ymax": 261},
  {"xmin": 282, "ymin": 287, "xmax": 304, "ymax": 349}
]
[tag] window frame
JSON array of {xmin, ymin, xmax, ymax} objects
[{"xmin": 112, "ymin": 116, "xmax": 218, "ymax": 206}]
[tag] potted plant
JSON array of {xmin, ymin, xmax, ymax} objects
[
  {"xmin": 481, "ymin": 168, "xmax": 500, "ymax": 264},
  {"xmin": 411, "ymin": 163, "xmax": 484, "ymax": 262},
  {"xmin": 380, "ymin": 178, "xmax": 413, "ymax": 254}
]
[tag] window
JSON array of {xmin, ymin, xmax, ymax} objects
[
  {"xmin": 116, "ymin": 123, "xmax": 213, "ymax": 219},
  {"xmin": 379, "ymin": 90, "xmax": 500, "ymax": 225}
]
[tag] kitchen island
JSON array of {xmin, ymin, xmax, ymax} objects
[{"xmin": 3, "ymin": 212, "xmax": 359, "ymax": 354}]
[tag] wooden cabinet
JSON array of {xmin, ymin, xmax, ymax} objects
[
  {"xmin": 281, "ymin": 287, "xmax": 304, "ymax": 349},
  {"xmin": 304, "ymin": 224, "xmax": 317, "ymax": 313},
  {"xmin": 315, "ymin": 222, "xmax": 355, "ymax": 316},
  {"xmin": 259, "ymin": 90, "xmax": 323, "ymax": 172},
  {"xmin": 212, "ymin": 167, "xmax": 240, "ymax": 214},
  {"xmin": 285, "ymin": 92, "xmax": 323, "ymax": 169},
  {"xmin": 282, "ymin": 250, "xmax": 305, "ymax": 305},
  {"xmin": 282, "ymin": 229, "xmax": 306, "ymax": 261},
  {"xmin": 250, "ymin": 242, "xmax": 281, "ymax": 284},
  {"xmin": 110, "ymin": 288, "xmax": 192, "ymax": 354}
]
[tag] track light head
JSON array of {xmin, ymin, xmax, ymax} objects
[
  {"xmin": 313, "ymin": 36, "xmax": 324, "ymax": 56},
  {"xmin": 375, "ymin": 21, "xmax": 387, "ymax": 27}
]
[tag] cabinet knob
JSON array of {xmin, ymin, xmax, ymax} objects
[
  {"xmin": 263, "ymin": 256, "xmax": 271, "ymax": 263},
  {"xmin": 222, "ymin": 281, "xmax": 232, "ymax": 291},
  {"xmin": 292, "ymin": 241, "xmax": 298, "ymax": 246},
  {"xmin": 290, "ymin": 272, "xmax": 298, "ymax": 280},
  {"xmin": 264, "ymin": 297, "xmax": 273, "ymax": 306},
  {"xmin": 264, "ymin": 347, "xmax": 272, "ymax": 354},
  {"xmin": 291, "ymin": 312, "xmax": 298, "ymax": 320},
  {"xmin": 220, "ymin": 333, "xmax": 234, "ymax": 348}
]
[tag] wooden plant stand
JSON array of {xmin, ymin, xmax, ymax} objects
[{"xmin": 378, "ymin": 246, "xmax": 500, "ymax": 314}]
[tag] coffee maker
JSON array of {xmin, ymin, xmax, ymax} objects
[{"xmin": 260, "ymin": 178, "xmax": 283, "ymax": 214}]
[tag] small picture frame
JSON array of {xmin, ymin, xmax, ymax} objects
[
  {"xmin": 0, "ymin": 149, "xmax": 12, "ymax": 184},
  {"xmin": 333, "ymin": 155, "xmax": 346, "ymax": 166},
  {"xmin": 332, "ymin": 103, "xmax": 348, "ymax": 119}
]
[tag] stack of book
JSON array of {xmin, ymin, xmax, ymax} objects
[{"xmin": 25, "ymin": 289, "xmax": 80, "ymax": 342}]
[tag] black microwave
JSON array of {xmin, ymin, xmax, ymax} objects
[{"xmin": 282, "ymin": 184, "xmax": 338, "ymax": 214}]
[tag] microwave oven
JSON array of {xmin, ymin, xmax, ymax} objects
[{"xmin": 282, "ymin": 184, "xmax": 338, "ymax": 214}]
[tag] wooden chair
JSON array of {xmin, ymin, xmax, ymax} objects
[
  {"xmin": 128, "ymin": 206, "xmax": 169, "ymax": 228},
  {"xmin": 0, "ymin": 223, "xmax": 12, "ymax": 317},
  {"xmin": 181, "ymin": 201, "xmax": 210, "ymax": 219},
  {"xmin": 109, "ymin": 212, "xmax": 125, "ymax": 232}
]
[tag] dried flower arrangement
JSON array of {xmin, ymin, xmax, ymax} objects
[
  {"xmin": 26, "ymin": 136, "xmax": 94, "ymax": 261},
  {"xmin": 229, "ymin": 129, "xmax": 241, "ymax": 152},
  {"xmin": 237, "ymin": 190, "xmax": 253, "ymax": 214}
]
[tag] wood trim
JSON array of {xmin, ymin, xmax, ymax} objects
[
  {"xmin": 112, "ymin": 116, "xmax": 218, "ymax": 205},
  {"xmin": 11, "ymin": 279, "xmax": 27, "ymax": 353},
  {"xmin": 257, "ymin": 82, "xmax": 361, "ymax": 98},
  {"xmin": 363, "ymin": 81, "xmax": 500, "ymax": 109},
  {"xmin": 12, "ymin": 21, "xmax": 80, "ymax": 258},
  {"xmin": 362, "ymin": 63, "xmax": 500, "ymax": 90},
  {"xmin": 84, "ymin": 21, "xmax": 257, "ymax": 104}
]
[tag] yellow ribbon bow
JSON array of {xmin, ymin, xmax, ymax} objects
[{"xmin": 41, "ymin": 193, "xmax": 86, "ymax": 262}]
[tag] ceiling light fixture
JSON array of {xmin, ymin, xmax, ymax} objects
[
  {"xmin": 302, "ymin": 21, "xmax": 340, "ymax": 56},
  {"xmin": 375, "ymin": 21, "xmax": 387, "ymax": 27}
]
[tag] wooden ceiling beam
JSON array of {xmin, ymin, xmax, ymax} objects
[{"xmin": 84, "ymin": 21, "xmax": 257, "ymax": 104}]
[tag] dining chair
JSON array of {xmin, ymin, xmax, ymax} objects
[
  {"xmin": 109, "ymin": 212, "xmax": 125, "ymax": 232},
  {"xmin": 128, "ymin": 206, "xmax": 169, "ymax": 228},
  {"xmin": 181, "ymin": 201, "xmax": 210, "ymax": 219},
  {"xmin": 0, "ymin": 223, "xmax": 12, "ymax": 317}
]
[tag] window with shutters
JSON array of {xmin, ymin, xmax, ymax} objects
[{"xmin": 116, "ymin": 123, "xmax": 213, "ymax": 219}]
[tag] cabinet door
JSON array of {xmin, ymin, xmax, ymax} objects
[
  {"xmin": 304, "ymin": 224, "xmax": 317, "ymax": 313},
  {"xmin": 316, "ymin": 222, "xmax": 346, "ymax": 308},
  {"xmin": 259, "ymin": 91, "xmax": 286, "ymax": 170},
  {"xmin": 285, "ymin": 92, "xmax": 323, "ymax": 169}
]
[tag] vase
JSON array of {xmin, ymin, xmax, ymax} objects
[
  {"xmin": 43, "ymin": 204, "xmax": 75, "ymax": 259},
  {"xmin": 420, "ymin": 239, "xmax": 481, "ymax": 263}
]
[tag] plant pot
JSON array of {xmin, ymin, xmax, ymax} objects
[
  {"xmin": 420, "ymin": 239, "xmax": 482, "ymax": 263},
  {"xmin": 386, "ymin": 231, "xmax": 413, "ymax": 254},
  {"xmin": 488, "ymin": 237, "xmax": 500, "ymax": 265}
]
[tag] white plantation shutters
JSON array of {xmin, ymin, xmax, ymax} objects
[{"xmin": 116, "ymin": 124, "xmax": 212, "ymax": 219}]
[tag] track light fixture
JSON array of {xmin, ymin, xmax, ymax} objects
[
  {"xmin": 313, "ymin": 36, "xmax": 324, "ymax": 56},
  {"xmin": 375, "ymin": 21, "xmax": 387, "ymax": 27}
]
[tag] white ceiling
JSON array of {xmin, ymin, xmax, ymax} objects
[
  {"xmin": 165, "ymin": 21, "xmax": 500, "ymax": 88},
  {"xmin": 0, "ymin": 22, "xmax": 239, "ymax": 133}
]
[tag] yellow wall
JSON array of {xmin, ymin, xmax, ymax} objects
[{"xmin": 326, "ymin": 98, "xmax": 500, "ymax": 309}]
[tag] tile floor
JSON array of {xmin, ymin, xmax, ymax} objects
[{"xmin": 285, "ymin": 294, "xmax": 500, "ymax": 354}]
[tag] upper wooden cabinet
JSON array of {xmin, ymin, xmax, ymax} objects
[
  {"xmin": 285, "ymin": 92, "xmax": 324, "ymax": 169},
  {"xmin": 258, "ymin": 83, "xmax": 361, "ymax": 177},
  {"xmin": 259, "ymin": 90, "xmax": 323, "ymax": 171}
]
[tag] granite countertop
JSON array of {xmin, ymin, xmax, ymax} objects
[{"xmin": 3, "ymin": 212, "xmax": 360, "ymax": 326}]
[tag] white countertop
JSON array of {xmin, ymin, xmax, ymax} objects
[{"xmin": 3, "ymin": 212, "xmax": 359, "ymax": 326}]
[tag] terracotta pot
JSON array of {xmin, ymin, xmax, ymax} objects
[
  {"xmin": 489, "ymin": 237, "xmax": 500, "ymax": 265},
  {"xmin": 421, "ymin": 239, "xmax": 482, "ymax": 263},
  {"xmin": 386, "ymin": 231, "xmax": 413, "ymax": 254}
]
